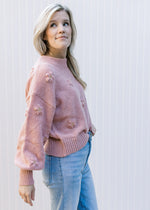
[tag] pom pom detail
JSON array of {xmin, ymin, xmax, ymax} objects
[
  {"xmin": 33, "ymin": 105, "xmax": 42, "ymax": 115},
  {"xmin": 67, "ymin": 120, "xmax": 75, "ymax": 128},
  {"xmin": 66, "ymin": 79, "xmax": 73, "ymax": 87},
  {"xmin": 81, "ymin": 99, "xmax": 85, "ymax": 107},
  {"xmin": 45, "ymin": 71, "xmax": 54, "ymax": 82}
]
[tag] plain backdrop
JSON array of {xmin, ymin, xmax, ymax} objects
[{"xmin": 0, "ymin": 0, "xmax": 150, "ymax": 209}]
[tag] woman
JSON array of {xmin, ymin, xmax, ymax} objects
[{"xmin": 14, "ymin": 3, "xmax": 98, "ymax": 209}]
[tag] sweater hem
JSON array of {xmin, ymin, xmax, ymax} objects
[{"xmin": 44, "ymin": 131, "xmax": 90, "ymax": 157}]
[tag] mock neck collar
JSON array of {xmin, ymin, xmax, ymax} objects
[{"xmin": 40, "ymin": 55, "xmax": 67, "ymax": 66}]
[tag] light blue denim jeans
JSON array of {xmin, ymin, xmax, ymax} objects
[{"xmin": 42, "ymin": 131, "xmax": 98, "ymax": 210}]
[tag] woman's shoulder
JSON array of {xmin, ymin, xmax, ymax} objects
[
  {"xmin": 34, "ymin": 57, "xmax": 55, "ymax": 73},
  {"xmin": 29, "ymin": 56, "xmax": 55, "ymax": 82},
  {"xmin": 25, "ymin": 56, "xmax": 56, "ymax": 100}
]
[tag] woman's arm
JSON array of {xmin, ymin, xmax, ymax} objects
[{"xmin": 14, "ymin": 64, "xmax": 56, "ymax": 186}]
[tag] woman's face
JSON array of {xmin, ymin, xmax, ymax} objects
[{"xmin": 44, "ymin": 10, "xmax": 72, "ymax": 58}]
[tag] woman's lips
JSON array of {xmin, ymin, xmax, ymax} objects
[{"xmin": 57, "ymin": 36, "xmax": 67, "ymax": 39}]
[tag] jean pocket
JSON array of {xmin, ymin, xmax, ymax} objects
[{"xmin": 42, "ymin": 155, "xmax": 53, "ymax": 187}]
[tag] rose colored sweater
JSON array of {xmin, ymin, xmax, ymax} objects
[{"xmin": 14, "ymin": 55, "xmax": 96, "ymax": 186}]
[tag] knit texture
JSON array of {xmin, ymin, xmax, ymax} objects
[{"xmin": 14, "ymin": 55, "xmax": 96, "ymax": 185}]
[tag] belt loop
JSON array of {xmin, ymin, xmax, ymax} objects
[{"xmin": 88, "ymin": 131, "xmax": 92, "ymax": 141}]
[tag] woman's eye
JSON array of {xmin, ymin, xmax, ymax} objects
[
  {"xmin": 64, "ymin": 22, "xmax": 69, "ymax": 26},
  {"xmin": 50, "ymin": 22, "xmax": 69, "ymax": 27},
  {"xmin": 50, "ymin": 23, "xmax": 56, "ymax": 27}
]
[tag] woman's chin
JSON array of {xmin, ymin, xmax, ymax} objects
[{"xmin": 56, "ymin": 45, "xmax": 69, "ymax": 50}]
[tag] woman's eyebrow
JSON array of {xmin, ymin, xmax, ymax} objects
[{"xmin": 50, "ymin": 19, "xmax": 70, "ymax": 23}]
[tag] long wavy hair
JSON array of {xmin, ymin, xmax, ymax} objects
[{"xmin": 33, "ymin": 3, "xmax": 87, "ymax": 90}]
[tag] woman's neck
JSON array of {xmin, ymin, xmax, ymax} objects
[{"xmin": 46, "ymin": 50, "xmax": 67, "ymax": 59}]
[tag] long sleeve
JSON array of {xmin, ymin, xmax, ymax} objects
[{"xmin": 14, "ymin": 64, "xmax": 56, "ymax": 185}]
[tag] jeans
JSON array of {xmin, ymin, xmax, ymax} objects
[{"xmin": 42, "ymin": 131, "xmax": 98, "ymax": 210}]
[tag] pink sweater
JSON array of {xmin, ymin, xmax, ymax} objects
[{"xmin": 14, "ymin": 55, "xmax": 96, "ymax": 186}]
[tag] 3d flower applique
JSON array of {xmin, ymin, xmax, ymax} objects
[
  {"xmin": 45, "ymin": 71, "xmax": 54, "ymax": 82},
  {"xmin": 30, "ymin": 160, "xmax": 38, "ymax": 167},
  {"xmin": 81, "ymin": 99, "xmax": 85, "ymax": 107},
  {"xmin": 66, "ymin": 79, "xmax": 73, "ymax": 87},
  {"xmin": 67, "ymin": 120, "xmax": 76, "ymax": 129},
  {"xmin": 33, "ymin": 104, "xmax": 42, "ymax": 115}
]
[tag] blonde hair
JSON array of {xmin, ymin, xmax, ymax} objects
[{"xmin": 33, "ymin": 3, "xmax": 87, "ymax": 90}]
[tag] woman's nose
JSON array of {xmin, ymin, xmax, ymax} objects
[{"xmin": 58, "ymin": 24, "xmax": 65, "ymax": 33}]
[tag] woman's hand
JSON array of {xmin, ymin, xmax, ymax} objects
[{"xmin": 19, "ymin": 185, "xmax": 35, "ymax": 206}]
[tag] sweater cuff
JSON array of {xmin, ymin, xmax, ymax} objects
[
  {"xmin": 89, "ymin": 123, "xmax": 96, "ymax": 136},
  {"xmin": 19, "ymin": 169, "xmax": 34, "ymax": 186}
]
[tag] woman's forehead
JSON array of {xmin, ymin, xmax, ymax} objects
[{"xmin": 50, "ymin": 10, "xmax": 70, "ymax": 22}]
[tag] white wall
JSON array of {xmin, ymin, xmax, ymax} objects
[{"xmin": 0, "ymin": 0, "xmax": 150, "ymax": 209}]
